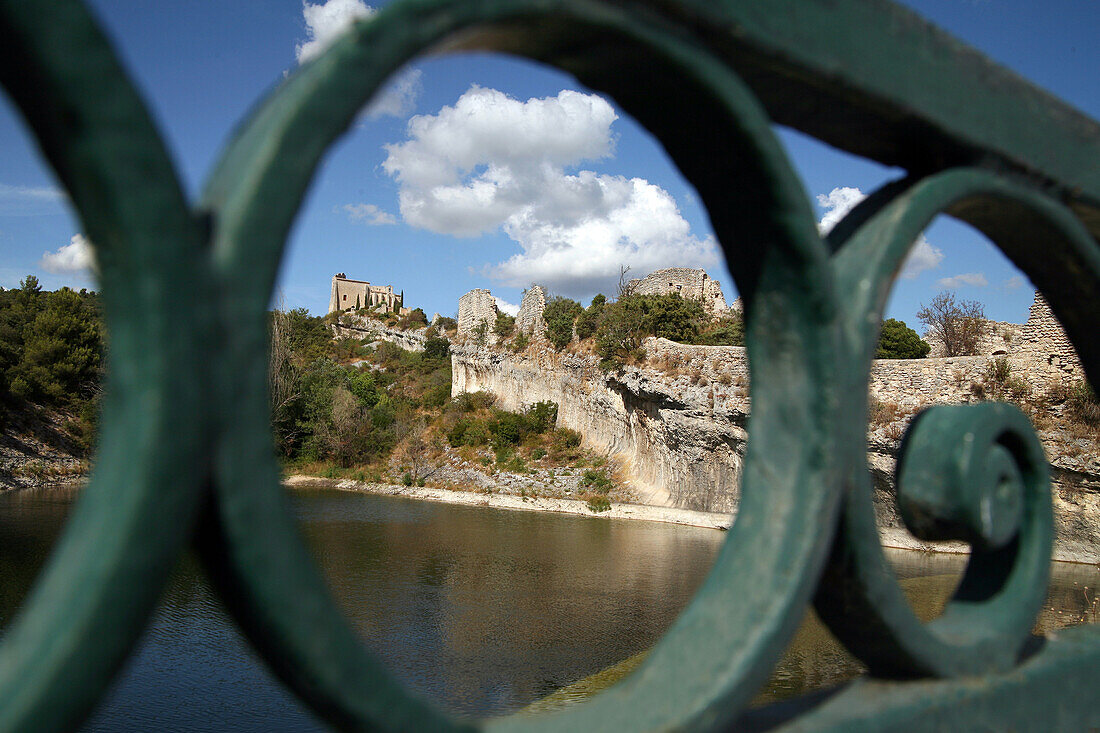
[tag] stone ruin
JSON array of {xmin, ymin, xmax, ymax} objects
[
  {"xmin": 925, "ymin": 292, "xmax": 1083, "ymax": 383},
  {"xmin": 459, "ymin": 268, "xmax": 736, "ymax": 343},
  {"xmin": 516, "ymin": 285, "xmax": 548, "ymax": 339},
  {"xmin": 457, "ymin": 288, "xmax": 499, "ymax": 341},
  {"xmin": 628, "ymin": 267, "xmax": 729, "ymax": 314}
]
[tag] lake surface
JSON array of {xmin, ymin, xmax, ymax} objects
[{"xmin": 0, "ymin": 486, "xmax": 1097, "ymax": 730}]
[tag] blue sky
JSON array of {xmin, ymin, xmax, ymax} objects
[{"xmin": 2, "ymin": 0, "xmax": 1097, "ymax": 329}]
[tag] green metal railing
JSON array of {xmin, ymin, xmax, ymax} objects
[{"xmin": 2, "ymin": 0, "xmax": 1098, "ymax": 729}]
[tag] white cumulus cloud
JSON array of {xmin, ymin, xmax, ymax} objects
[
  {"xmin": 494, "ymin": 297, "xmax": 519, "ymax": 317},
  {"xmin": 342, "ymin": 202, "xmax": 396, "ymax": 225},
  {"xmin": 382, "ymin": 86, "xmax": 718, "ymax": 298},
  {"xmin": 295, "ymin": 0, "xmax": 375, "ymax": 64},
  {"xmin": 40, "ymin": 234, "xmax": 95, "ymax": 274},
  {"xmin": 816, "ymin": 186, "xmax": 943, "ymax": 279},
  {"xmin": 816, "ymin": 186, "xmax": 866, "ymax": 234},
  {"xmin": 294, "ymin": 1, "xmax": 421, "ymax": 118},
  {"xmin": 364, "ymin": 69, "xmax": 422, "ymax": 120},
  {"xmin": 936, "ymin": 272, "xmax": 988, "ymax": 289}
]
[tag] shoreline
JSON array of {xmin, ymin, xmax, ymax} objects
[
  {"xmin": 283, "ymin": 475, "xmax": 733, "ymax": 530},
  {"xmin": 285, "ymin": 475, "xmax": 1100, "ymax": 565}
]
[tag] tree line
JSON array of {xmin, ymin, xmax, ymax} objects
[{"xmin": 0, "ymin": 276, "xmax": 102, "ymax": 448}]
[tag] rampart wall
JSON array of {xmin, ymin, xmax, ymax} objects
[{"xmin": 925, "ymin": 292, "xmax": 1082, "ymax": 384}]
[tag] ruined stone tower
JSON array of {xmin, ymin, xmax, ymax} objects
[{"xmin": 457, "ymin": 288, "xmax": 499, "ymax": 338}]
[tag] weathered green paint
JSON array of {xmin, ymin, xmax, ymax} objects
[
  {"xmin": 0, "ymin": 1, "xmax": 210, "ymax": 731},
  {"xmin": 0, "ymin": 0, "xmax": 1097, "ymax": 731}
]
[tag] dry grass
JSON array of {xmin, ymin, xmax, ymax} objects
[
  {"xmin": 883, "ymin": 422, "xmax": 906, "ymax": 441},
  {"xmin": 868, "ymin": 399, "xmax": 902, "ymax": 426}
]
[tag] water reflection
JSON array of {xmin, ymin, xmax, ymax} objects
[
  {"xmin": 756, "ymin": 548, "xmax": 1100, "ymax": 706},
  {"xmin": 0, "ymin": 486, "xmax": 1097, "ymax": 728},
  {"xmin": 295, "ymin": 490, "xmax": 724, "ymax": 713},
  {"xmin": 0, "ymin": 486, "xmax": 724, "ymax": 727}
]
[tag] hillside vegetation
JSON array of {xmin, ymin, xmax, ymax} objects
[{"xmin": 271, "ymin": 309, "xmax": 624, "ymax": 508}]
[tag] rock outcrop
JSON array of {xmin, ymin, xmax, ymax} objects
[
  {"xmin": 452, "ymin": 340, "xmax": 747, "ymax": 513},
  {"xmin": 453, "ymin": 337, "xmax": 1100, "ymax": 562},
  {"xmin": 335, "ymin": 314, "xmax": 427, "ymax": 352}
]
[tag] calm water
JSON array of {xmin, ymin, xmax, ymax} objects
[
  {"xmin": 0, "ymin": 486, "xmax": 724, "ymax": 729},
  {"xmin": 1, "ymin": 487, "xmax": 1097, "ymax": 730}
]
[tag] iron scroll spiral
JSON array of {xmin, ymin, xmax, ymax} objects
[
  {"xmin": 814, "ymin": 168, "xmax": 1100, "ymax": 677},
  {"xmin": 199, "ymin": 1, "xmax": 843, "ymax": 731}
]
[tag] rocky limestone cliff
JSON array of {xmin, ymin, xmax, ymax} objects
[
  {"xmin": 451, "ymin": 342, "xmax": 747, "ymax": 513},
  {"xmin": 334, "ymin": 314, "xmax": 427, "ymax": 352},
  {"xmin": 453, "ymin": 338, "xmax": 1100, "ymax": 562}
]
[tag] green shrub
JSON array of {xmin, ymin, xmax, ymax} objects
[
  {"xmin": 450, "ymin": 390, "xmax": 495, "ymax": 413},
  {"xmin": 402, "ymin": 471, "xmax": 414, "ymax": 486},
  {"xmin": 524, "ymin": 401, "xmax": 558, "ymax": 433},
  {"xmin": 423, "ymin": 336, "xmax": 450, "ymax": 361},
  {"xmin": 463, "ymin": 420, "xmax": 492, "ymax": 446},
  {"xmin": 697, "ymin": 316, "xmax": 744, "ymax": 347},
  {"xmin": 473, "ymin": 319, "xmax": 489, "ymax": 346},
  {"xmin": 553, "ymin": 427, "xmax": 581, "ymax": 449},
  {"xmin": 490, "ymin": 410, "xmax": 525, "ymax": 446},
  {"xmin": 544, "ymin": 297, "xmax": 583, "ymax": 350},
  {"xmin": 448, "ymin": 418, "xmax": 471, "ymax": 446},
  {"xmin": 422, "ymin": 380, "xmax": 452, "ymax": 408},
  {"xmin": 581, "ymin": 469, "xmax": 613, "ymax": 493},
  {"xmin": 986, "ymin": 357, "xmax": 1012, "ymax": 385},
  {"xmin": 575, "ymin": 295, "xmax": 605, "ymax": 340},
  {"xmin": 586, "ymin": 495, "xmax": 611, "ymax": 512},
  {"xmin": 494, "ymin": 312, "xmax": 515, "ymax": 338},
  {"xmin": 876, "ymin": 318, "xmax": 931, "ymax": 359},
  {"xmin": 511, "ymin": 332, "xmax": 529, "ymax": 352},
  {"xmin": 1068, "ymin": 381, "xmax": 1100, "ymax": 426}
]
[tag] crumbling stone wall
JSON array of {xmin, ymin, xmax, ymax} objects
[
  {"xmin": 926, "ymin": 321, "xmax": 1023, "ymax": 358},
  {"xmin": 924, "ymin": 292, "xmax": 1082, "ymax": 384},
  {"xmin": 1012, "ymin": 293, "xmax": 1083, "ymax": 381},
  {"xmin": 458, "ymin": 288, "xmax": 499, "ymax": 339},
  {"xmin": 516, "ymin": 285, "xmax": 547, "ymax": 338},
  {"xmin": 629, "ymin": 267, "xmax": 728, "ymax": 313}
]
